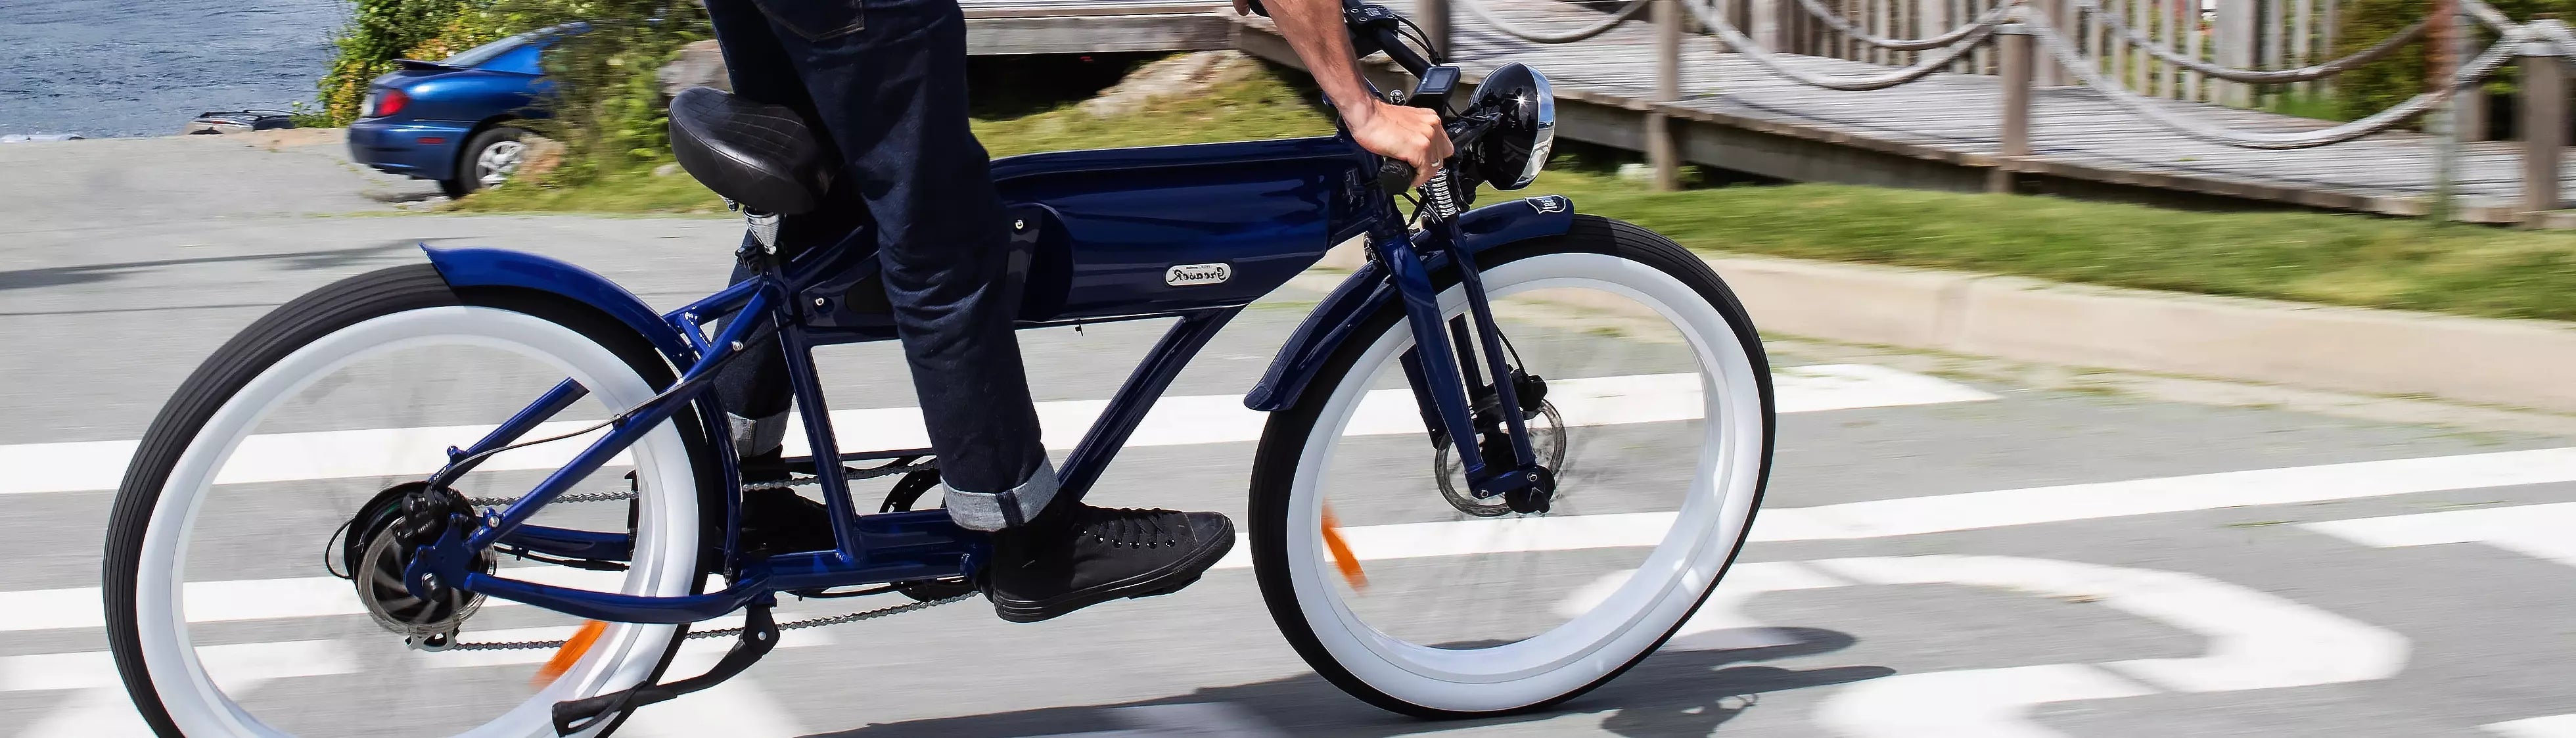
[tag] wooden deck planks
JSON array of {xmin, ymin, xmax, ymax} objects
[
  {"xmin": 1228, "ymin": 0, "xmax": 2566, "ymax": 219},
  {"xmin": 961, "ymin": 0, "xmax": 1231, "ymax": 55}
]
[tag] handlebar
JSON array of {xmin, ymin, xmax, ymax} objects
[{"xmin": 1245, "ymin": 0, "xmax": 1456, "ymax": 196}]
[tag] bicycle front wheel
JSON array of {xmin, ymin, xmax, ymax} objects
[
  {"xmin": 1249, "ymin": 215, "xmax": 1775, "ymax": 716},
  {"xmin": 102, "ymin": 264, "xmax": 716, "ymax": 737}
]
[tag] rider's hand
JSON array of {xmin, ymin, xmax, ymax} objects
[{"xmin": 1343, "ymin": 100, "xmax": 1453, "ymax": 189}]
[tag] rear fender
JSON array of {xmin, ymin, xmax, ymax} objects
[
  {"xmin": 1243, "ymin": 195, "xmax": 1574, "ymax": 412},
  {"xmin": 421, "ymin": 246, "xmax": 700, "ymax": 368}
]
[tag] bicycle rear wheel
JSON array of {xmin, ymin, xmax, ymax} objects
[
  {"xmin": 1249, "ymin": 215, "xmax": 1775, "ymax": 716},
  {"xmin": 102, "ymin": 264, "xmax": 716, "ymax": 737}
]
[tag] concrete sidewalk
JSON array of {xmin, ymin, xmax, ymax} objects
[
  {"xmin": 1708, "ymin": 254, "xmax": 2576, "ymax": 415},
  {"xmin": 1317, "ymin": 239, "xmax": 2576, "ymax": 415}
]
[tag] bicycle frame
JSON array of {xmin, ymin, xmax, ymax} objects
[{"xmin": 405, "ymin": 127, "xmax": 1576, "ymax": 627}]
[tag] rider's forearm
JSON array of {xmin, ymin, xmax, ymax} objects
[{"xmin": 1266, "ymin": 0, "xmax": 1385, "ymax": 126}]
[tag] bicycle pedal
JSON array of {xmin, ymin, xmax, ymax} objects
[{"xmin": 894, "ymin": 576, "xmax": 975, "ymax": 602}]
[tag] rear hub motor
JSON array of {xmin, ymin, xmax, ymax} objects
[{"xmin": 340, "ymin": 482, "xmax": 494, "ymax": 648}]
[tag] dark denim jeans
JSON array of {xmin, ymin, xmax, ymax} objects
[{"xmin": 704, "ymin": 0, "xmax": 1055, "ymax": 530}]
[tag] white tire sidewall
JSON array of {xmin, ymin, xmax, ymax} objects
[
  {"xmin": 134, "ymin": 306, "xmax": 700, "ymax": 738},
  {"xmin": 1281, "ymin": 251, "xmax": 1766, "ymax": 713}
]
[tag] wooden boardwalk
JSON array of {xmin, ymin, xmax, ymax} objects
[
  {"xmin": 963, "ymin": 1, "xmax": 1231, "ymax": 55},
  {"xmin": 1224, "ymin": 1, "xmax": 2572, "ymax": 223}
]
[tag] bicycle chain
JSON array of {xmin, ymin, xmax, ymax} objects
[
  {"xmin": 442, "ymin": 592, "xmax": 977, "ymax": 651},
  {"xmin": 443, "ymin": 459, "xmax": 957, "ymax": 652},
  {"xmin": 465, "ymin": 459, "xmax": 937, "ymax": 505},
  {"xmin": 465, "ymin": 490, "xmax": 637, "ymax": 507}
]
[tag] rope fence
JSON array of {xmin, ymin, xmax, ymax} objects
[{"xmin": 1410, "ymin": 0, "xmax": 2576, "ymax": 219}]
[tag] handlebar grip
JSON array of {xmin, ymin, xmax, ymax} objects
[
  {"xmin": 1245, "ymin": 0, "xmax": 1270, "ymax": 16},
  {"xmin": 1378, "ymin": 159, "xmax": 1416, "ymax": 194}
]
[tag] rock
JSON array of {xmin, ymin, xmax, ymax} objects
[
  {"xmin": 653, "ymin": 162, "xmax": 683, "ymax": 177},
  {"xmin": 518, "ymin": 135, "xmax": 568, "ymax": 181},
  {"xmin": 1078, "ymin": 51, "xmax": 1261, "ymax": 119},
  {"xmin": 1616, "ymin": 162, "xmax": 1653, "ymax": 182},
  {"xmin": 658, "ymin": 39, "xmax": 732, "ymax": 97}
]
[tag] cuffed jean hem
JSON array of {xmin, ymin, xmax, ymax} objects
[
  {"xmin": 944, "ymin": 458, "xmax": 1057, "ymax": 531},
  {"xmin": 728, "ymin": 411, "xmax": 790, "ymax": 457}
]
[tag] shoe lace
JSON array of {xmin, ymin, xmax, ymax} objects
[{"xmin": 1089, "ymin": 507, "xmax": 1180, "ymax": 548}]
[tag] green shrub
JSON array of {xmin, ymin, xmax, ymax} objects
[
  {"xmin": 313, "ymin": 0, "xmax": 704, "ymax": 183},
  {"xmin": 316, "ymin": 0, "xmax": 470, "ymax": 124},
  {"xmin": 2334, "ymin": 0, "xmax": 2567, "ymax": 123},
  {"xmin": 508, "ymin": 1, "xmax": 708, "ymax": 185}
]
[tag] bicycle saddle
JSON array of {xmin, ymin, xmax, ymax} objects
[{"xmin": 668, "ymin": 87, "xmax": 833, "ymax": 215}]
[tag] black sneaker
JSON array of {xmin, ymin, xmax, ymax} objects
[
  {"xmin": 737, "ymin": 457, "xmax": 839, "ymax": 556},
  {"xmin": 979, "ymin": 505, "xmax": 1235, "ymax": 623}
]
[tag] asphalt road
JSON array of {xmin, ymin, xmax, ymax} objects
[{"xmin": 3, "ymin": 133, "xmax": 2575, "ymax": 738}]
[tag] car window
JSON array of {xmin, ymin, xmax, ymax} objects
[
  {"xmin": 482, "ymin": 43, "xmax": 549, "ymax": 75},
  {"xmin": 440, "ymin": 31, "xmax": 542, "ymax": 69}
]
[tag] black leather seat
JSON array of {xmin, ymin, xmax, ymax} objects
[{"xmin": 668, "ymin": 87, "xmax": 833, "ymax": 216}]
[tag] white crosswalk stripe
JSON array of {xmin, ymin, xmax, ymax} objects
[
  {"xmin": 2488, "ymin": 715, "xmax": 2576, "ymax": 738},
  {"xmin": 0, "ymin": 364, "xmax": 1990, "ymax": 496},
  {"xmin": 2306, "ymin": 501, "xmax": 2576, "ymax": 569}
]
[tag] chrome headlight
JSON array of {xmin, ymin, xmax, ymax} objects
[{"xmin": 1465, "ymin": 63, "xmax": 1555, "ymax": 191}]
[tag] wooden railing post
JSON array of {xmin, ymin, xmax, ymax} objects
[
  {"xmin": 1421, "ymin": 0, "xmax": 1452, "ymax": 61},
  {"xmin": 2040, "ymin": 0, "xmax": 2073, "ymax": 86},
  {"xmin": 1649, "ymin": 0, "xmax": 1684, "ymax": 191},
  {"xmin": 1753, "ymin": 0, "xmax": 1783, "ymax": 51},
  {"xmin": 1994, "ymin": 21, "xmax": 2035, "ymax": 192},
  {"xmin": 2522, "ymin": 41, "xmax": 2568, "ymax": 223},
  {"xmin": 2216, "ymin": 0, "xmax": 2259, "ymax": 106}
]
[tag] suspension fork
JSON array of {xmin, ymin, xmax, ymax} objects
[{"xmin": 1377, "ymin": 219, "xmax": 1546, "ymax": 501}]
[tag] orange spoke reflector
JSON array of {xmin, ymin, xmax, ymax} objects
[
  {"xmin": 1321, "ymin": 506, "xmax": 1367, "ymax": 591},
  {"xmin": 532, "ymin": 620, "xmax": 609, "ymax": 689}
]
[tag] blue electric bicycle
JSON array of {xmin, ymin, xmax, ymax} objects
[{"xmin": 101, "ymin": 4, "xmax": 1775, "ymax": 735}]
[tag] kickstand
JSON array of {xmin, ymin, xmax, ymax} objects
[{"xmin": 551, "ymin": 599, "xmax": 781, "ymax": 735}]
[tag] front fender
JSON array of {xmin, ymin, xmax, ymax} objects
[
  {"xmin": 1243, "ymin": 195, "xmax": 1575, "ymax": 412},
  {"xmin": 421, "ymin": 246, "xmax": 700, "ymax": 368}
]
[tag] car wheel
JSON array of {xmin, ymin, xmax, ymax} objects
[
  {"xmin": 453, "ymin": 126, "xmax": 530, "ymax": 196},
  {"xmin": 437, "ymin": 177, "xmax": 470, "ymax": 199}
]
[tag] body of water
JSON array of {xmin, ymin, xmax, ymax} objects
[{"xmin": 1, "ymin": 0, "xmax": 348, "ymax": 138}]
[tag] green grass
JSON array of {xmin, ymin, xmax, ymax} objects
[
  {"xmin": 450, "ymin": 65, "xmax": 2576, "ymax": 323},
  {"xmin": 2258, "ymin": 90, "xmax": 2357, "ymax": 122},
  {"xmin": 1509, "ymin": 173, "xmax": 2576, "ymax": 321}
]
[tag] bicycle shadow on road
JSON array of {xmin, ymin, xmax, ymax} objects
[{"xmin": 802, "ymin": 627, "xmax": 1892, "ymax": 738}]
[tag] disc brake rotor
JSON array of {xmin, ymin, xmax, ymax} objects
[
  {"xmin": 348, "ymin": 484, "xmax": 495, "ymax": 639},
  {"xmin": 1433, "ymin": 400, "xmax": 1568, "ymax": 517}
]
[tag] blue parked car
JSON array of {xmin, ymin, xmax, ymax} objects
[{"xmin": 347, "ymin": 25, "xmax": 581, "ymax": 198}]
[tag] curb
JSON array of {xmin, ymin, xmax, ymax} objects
[
  {"xmin": 1718, "ymin": 254, "xmax": 2576, "ymax": 413},
  {"xmin": 1318, "ymin": 243, "xmax": 2576, "ymax": 413}
]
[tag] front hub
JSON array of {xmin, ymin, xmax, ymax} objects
[{"xmin": 1433, "ymin": 399, "xmax": 1568, "ymax": 517}]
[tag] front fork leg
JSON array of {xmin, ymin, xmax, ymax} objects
[{"xmin": 1377, "ymin": 225, "xmax": 1550, "ymax": 506}]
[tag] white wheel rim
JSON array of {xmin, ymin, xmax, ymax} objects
[
  {"xmin": 132, "ymin": 306, "xmax": 701, "ymax": 737},
  {"xmin": 478, "ymin": 141, "xmax": 525, "ymax": 187},
  {"xmin": 1283, "ymin": 252, "xmax": 1766, "ymax": 712}
]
